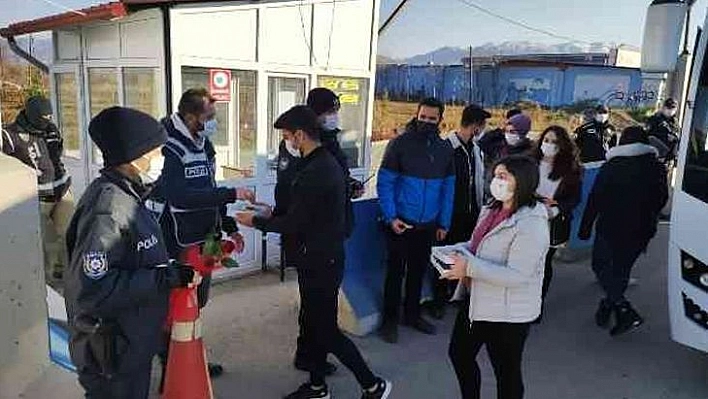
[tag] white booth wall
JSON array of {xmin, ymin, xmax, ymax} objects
[{"xmin": 49, "ymin": 0, "xmax": 380, "ymax": 273}]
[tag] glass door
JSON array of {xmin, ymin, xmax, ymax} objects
[{"xmin": 266, "ymin": 75, "xmax": 308, "ymax": 177}]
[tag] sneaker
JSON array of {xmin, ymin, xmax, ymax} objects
[
  {"xmin": 208, "ymin": 362, "xmax": 224, "ymax": 378},
  {"xmin": 403, "ymin": 317, "xmax": 437, "ymax": 335},
  {"xmin": 595, "ymin": 299, "xmax": 613, "ymax": 328},
  {"xmin": 361, "ymin": 379, "xmax": 392, "ymax": 399},
  {"xmin": 293, "ymin": 358, "xmax": 337, "ymax": 376},
  {"xmin": 378, "ymin": 323, "xmax": 398, "ymax": 344},
  {"xmin": 284, "ymin": 383, "xmax": 330, "ymax": 399},
  {"xmin": 610, "ymin": 302, "xmax": 644, "ymax": 336}
]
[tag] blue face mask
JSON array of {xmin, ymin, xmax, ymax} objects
[{"xmin": 200, "ymin": 119, "xmax": 219, "ymax": 139}]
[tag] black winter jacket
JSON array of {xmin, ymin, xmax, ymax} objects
[
  {"xmin": 255, "ymin": 146, "xmax": 347, "ymax": 264},
  {"xmin": 646, "ymin": 112, "xmax": 679, "ymax": 162},
  {"xmin": 579, "ymin": 143, "xmax": 668, "ymax": 247},
  {"xmin": 65, "ymin": 169, "xmax": 172, "ymax": 374},
  {"xmin": 444, "ymin": 133, "xmax": 480, "ymax": 243},
  {"xmin": 574, "ymin": 121, "xmax": 615, "ymax": 163},
  {"xmin": 1, "ymin": 112, "xmax": 71, "ymax": 202}
]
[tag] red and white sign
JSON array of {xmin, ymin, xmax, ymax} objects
[{"xmin": 209, "ymin": 69, "xmax": 231, "ymax": 102}]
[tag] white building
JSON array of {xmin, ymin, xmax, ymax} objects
[{"xmin": 1, "ymin": 0, "xmax": 381, "ymax": 276}]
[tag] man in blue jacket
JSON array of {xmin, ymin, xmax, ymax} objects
[
  {"xmin": 152, "ymin": 88, "xmax": 250, "ymax": 378},
  {"xmin": 377, "ymin": 97, "xmax": 455, "ymax": 343}
]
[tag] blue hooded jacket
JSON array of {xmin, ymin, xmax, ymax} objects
[{"xmin": 377, "ymin": 119, "xmax": 455, "ymax": 230}]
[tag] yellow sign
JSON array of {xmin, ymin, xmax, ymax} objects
[
  {"xmin": 320, "ymin": 77, "xmax": 359, "ymax": 92},
  {"xmin": 339, "ymin": 93, "xmax": 360, "ymax": 105}
]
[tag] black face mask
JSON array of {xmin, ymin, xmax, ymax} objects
[
  {"xmin": 416, "ymin": 120, "xmax": 439, "ymax": 136},
  {"xmin": 25, "ymin": 97, "xmax": 53, "ymax": 130}
]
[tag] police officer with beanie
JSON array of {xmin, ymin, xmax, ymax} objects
[
  {"xmin": 237, "ymin": 105, "xmax": 391, "ymax": 399},
  {"xmin": 64, "ymin": 107, "xmax": 197, "ymax": 398},
  {"xmin": 1, "ymin": 96, "xmax": 73, "ymax": 288}
]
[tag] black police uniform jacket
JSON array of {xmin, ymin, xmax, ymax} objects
[
  {"xmin": 154, "ymin": 114, "xmax": 238, "ymax": 257},
  {"xmin": 646, "ymin": 112, "xmax": 679, "ymax": 161},
  {"xmin": 574, "ymin": 120, "xmax": 615, "ymax": 163},
  {"xmin": 64, "ymin": 169, "xmax": 171, "ymax": 374},
  {"xmin": 1, "ymin": 112, "xmax": 71, "ymax": 202},
  {"xmin": 255, "ymin": 146, "xmax": 347, "ymax": 265}
]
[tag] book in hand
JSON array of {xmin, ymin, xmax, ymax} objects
[{"xmin": 430, "ymin": 245, "xmax": 473, "ymax": 275}]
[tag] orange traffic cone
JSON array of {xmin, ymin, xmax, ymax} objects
[{"xmin": 161, "ymin": 286, "xmax": 213, "ymax": 399}]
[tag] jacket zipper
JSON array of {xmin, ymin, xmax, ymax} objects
[{"xmin": 460, "ymin": 144, "xmax": 473, "ymax": 213}]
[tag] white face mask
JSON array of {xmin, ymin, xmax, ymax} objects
[
  {"xmin": 490, "ymin": 177, "xmax": 514, "ymax": 202},
  {"xmin": 321, "ymin": 113, "xmax": 340, "ymax": 131},
  {"xmin": 662, "ymin": 107, "xmax": 677, "ymax": 118},
  {"xmin": 505, "ymin": 133, "xmax": 521, "ymax": 146},
  {"xmin": 200, "ymin": 119, "xmax": 218, "ymax": 139},
  {"xmin": 541, "ymin": 142, "xmax": 558, "ymax": 158},
  {"xmin": 285, "ymin": 139, "xmax": 301, "ymax": 158},
  {"xmin": 132, "ymin": 155, "xmax": 161, "ymax": 185},
  {"xmin": 595, "ymin": 114, "xmax": 609, "ymax": 124}
]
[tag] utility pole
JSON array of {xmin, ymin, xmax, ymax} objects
[{"xmin": 468, "ymin": 45, "xmax": 474, "ymax": 104}]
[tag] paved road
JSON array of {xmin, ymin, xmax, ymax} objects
[{"xmin": 21, "ymin": 225, "xmax": 708, "ymax": 398}]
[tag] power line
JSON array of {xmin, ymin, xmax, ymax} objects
[
  {"xmin": 453, "ymin": 0, "xmax": 591, "ymax": 45},
  {"xmin": 33, "ymin": 0, "xmax": 87, "ymax": 16}
]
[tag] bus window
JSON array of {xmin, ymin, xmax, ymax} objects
[{"xmin": 682, "ymin": 57, "xmax": 708, "ymax": 203}]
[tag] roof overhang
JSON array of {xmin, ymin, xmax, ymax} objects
[
  {"xmin": 0, "ymin": 0, "xmax": 252, "ymax": 38},
  {"xmin": 0, "ymin": 2, "xmax": 129, "ymax": 38}
]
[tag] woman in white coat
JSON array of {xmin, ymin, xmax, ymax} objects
[{"xmin": 443, "ymin": 155, "xmax": 549, "ymax": 399}]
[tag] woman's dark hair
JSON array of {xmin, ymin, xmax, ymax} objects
[
  {"xmin": 534, "ymin": 125, "xmax": 582, "ymax": 181},
  {"xmin": 490, "ymin": 155, "xmax": 540, "ymax": 212},
  {"xmin": 619, "ymin": 125, "xmax": 650, "ymax": 145}
]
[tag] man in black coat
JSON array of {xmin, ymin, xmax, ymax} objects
[
  {"xmin": 2, "ymin": 96, "xmax": 74, "ymax": 288},
  {"xmin": 646, "ymin": 98, "xmax": 680, "ymax": 164},
  {"xmin": 236, "ymin": 105, "xmax": 391, "ymax": 399},
  {"xmin": 575, "ymin": 104, "xmax": 616, "ymax": 163},
  {"xmin": 428, "ymin": 104, "xmax": 490, "ymax": 319},
  {"xmin": 579, "ymin": 126, "xmax": 668, "ymax": 337}
]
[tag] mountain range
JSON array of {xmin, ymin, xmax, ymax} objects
[{"xmin": 378, "ymin": 41, "xmax": 636, "ymax": 65}]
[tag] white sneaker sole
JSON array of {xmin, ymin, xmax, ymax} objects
[{"xmin": 380, "ymin": 381, "xmax": 392, "ymax": 399}]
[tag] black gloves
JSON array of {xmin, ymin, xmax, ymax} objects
[{"xmin": 165, "ymin": 262, "xmax": 195, "ymax": 288}]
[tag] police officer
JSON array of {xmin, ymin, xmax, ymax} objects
[
  {"xmin": 1, "ymin": 96, "xmax": 73, "ymax": 288},
  {"xmin": 575, "ymin": 104, "xmax": 616, "ymax": 163},
  {"xmin": 237, "ymin": 106, "xmax": 392, "ymax": 399},
  {"xmin": 646, "ymin": 98, "xmax": 680, "ymax": 164},
  {"xmin": 64, "ymin": 107, "xmax": 196, "ymax": 398},
  {"xmin": 152, "ymin": 88, "xmax": 249, "ymax": 378}
]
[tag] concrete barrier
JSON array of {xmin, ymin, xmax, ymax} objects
[{"xmin": 0, "ymin": 154, "xmax": 50, "ymax": 399}]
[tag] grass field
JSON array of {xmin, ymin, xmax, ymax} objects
[{"xmin": 372, "ymin": 99, "xmax": 642, "ymax": 142}]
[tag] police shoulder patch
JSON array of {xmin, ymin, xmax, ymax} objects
[{"xmin": 83, "ymin": 251, "xmax": 108, "ymax": 280}]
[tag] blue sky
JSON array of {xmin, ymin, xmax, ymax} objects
[{"xmin": 3, "ymin": 0, "xmax": 707, "ymax": 58}]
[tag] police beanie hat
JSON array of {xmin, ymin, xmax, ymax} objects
[
  {"xmin": 274, "ymin": 105, "xmax": 320, "ymax": 139},
  {"xmin": 89, "ymin": 107, "xmax": 167, "ymax": 167},
  {"xmin": 508, "ymin": 113, "xmax": 532, "ymax": 136},
  {"xmin": 306, "ymin": 88, "xmax": 340, "ymax": 116}
]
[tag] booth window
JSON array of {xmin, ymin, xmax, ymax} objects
[
  {"xmin": 123, "ymin": 68, "xmax": 160, "ymax": 118},
  {"xmin": 181, "ymin": 67, "xmax": 257, "ymax": 180},
  {"xmin": 55, "ymin": 73, "xmax": 80, "ymax": 158},
  {"xmin": 88, "ymin": 68, "xmax": 119, "ymax": 164},
  {"xmin": 267, "ymin": 76, "xmax": 307, "ymax": 173},
  {"xmin": 317, "ymin": 76, "xmax": 369, "ymax": 169}
]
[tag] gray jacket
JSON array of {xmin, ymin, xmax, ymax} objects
[{"xmin": 452, "ymin": 203, "xmax": 549, "ymax": 323}]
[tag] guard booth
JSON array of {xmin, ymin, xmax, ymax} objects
[{"xmin": 0, "ymin": 0, "xmax": 381, "ymax": 276}]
